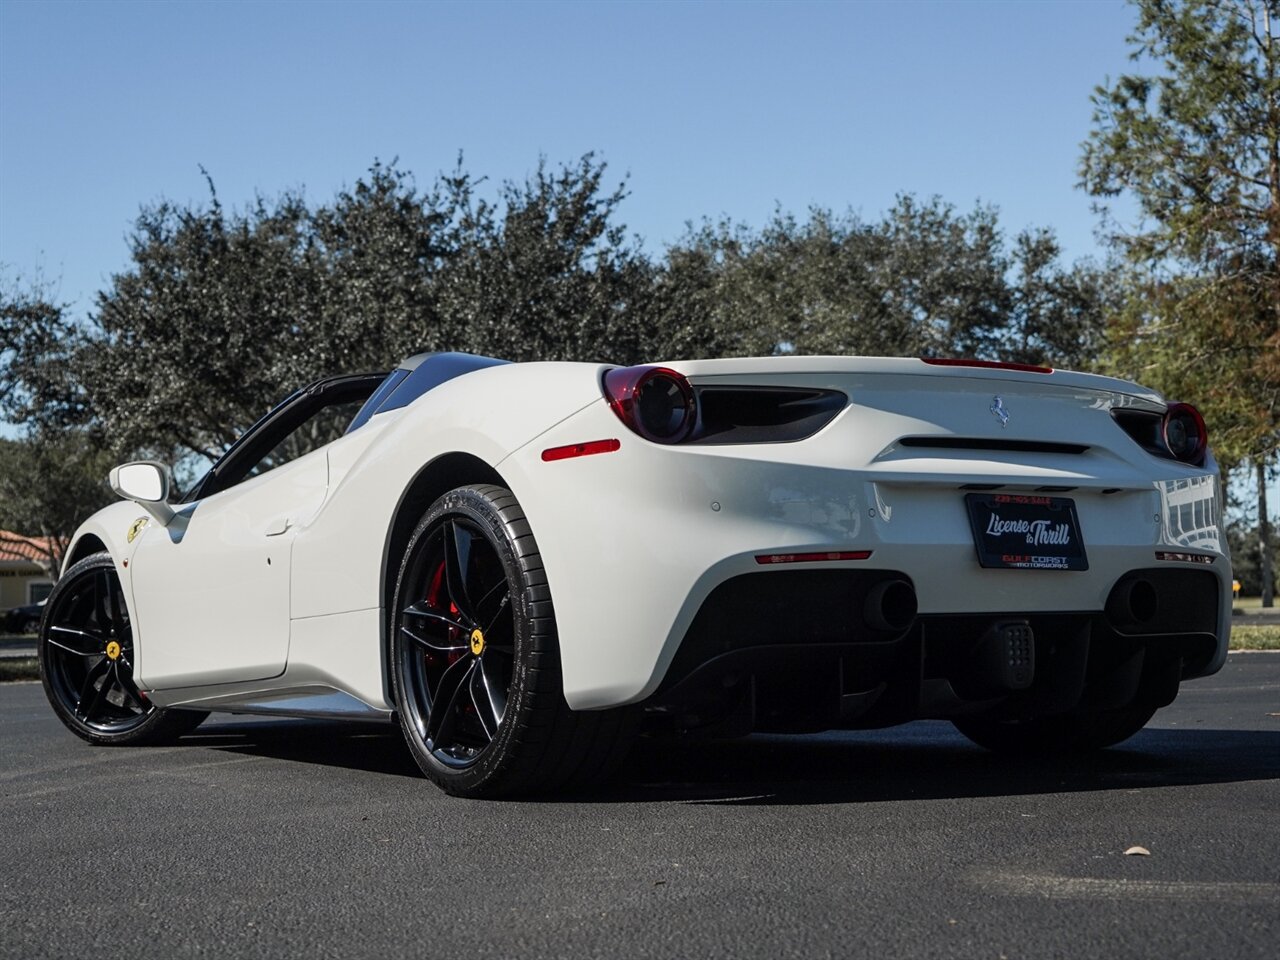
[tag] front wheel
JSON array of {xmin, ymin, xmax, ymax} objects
[
  {"xmin": 39, "ymin": 553, "xmax": 207, "ymax": 745},
  {"xmin": 390, "ymin": 484, "xmax": 632, "ymax": 798},
  {"xmin": 952, "ymin": 701, "xmax": 1158, "ymax": 755}
]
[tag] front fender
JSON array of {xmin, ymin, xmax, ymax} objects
[{"xmin": 63, "ymin": 501, "xmax": 155, "ymax": 574}]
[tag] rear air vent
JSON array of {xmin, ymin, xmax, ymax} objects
[
  {"xmin": 898, "ymin": 437, "xmax": 1089, "ymax": 455},
  {"xmin": 689, "ymin": 387, "xmax": 846, "ymax": 445}
]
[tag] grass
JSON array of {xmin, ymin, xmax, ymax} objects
[
  {"xmin": 1230, "ymin": 624, "xmax": 1280, "ymax": 651},
  {"xmin": 0, "ymin": 658, "xmax": 38, "ymax": 682}
]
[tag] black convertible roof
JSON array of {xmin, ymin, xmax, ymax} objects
[{"xmin": 345, "ymin": 352, "xmax": 509, "ymax": 433}]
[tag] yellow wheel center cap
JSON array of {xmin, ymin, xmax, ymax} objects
[
  {"xmin": 469, "ymin": 628, "xmax": 486, "ymax": 656},
  {"xmin": 105, "ymin": 641, "xmax": 122, "ymax": 661}
]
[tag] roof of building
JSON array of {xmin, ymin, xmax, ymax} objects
[{"xmin": 0, "ymin": 531, "xmax": 53, "ymax": 565}]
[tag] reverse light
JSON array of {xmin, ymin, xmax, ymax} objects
[
  {"xmin": 1162, "ymin": 402, "xmax": 1208, "ymax": 467},
  {"xmin": 1155, "ymin": 551, "xmax": 1215, "ymax": 564},
  {"xmin": 602, "ymin": 366, "xmax": 696, "ymax": 444}
]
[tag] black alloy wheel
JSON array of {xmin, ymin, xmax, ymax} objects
[
  {"xmin": 390, "ymin": 485, "xmax": 634, "ymax": 798},
  {"xmin": 398, "ymin": 511, "xmax": 515, "ymax": 767},
  {"xmin": 39, "ymin": 553, "xmax": 206, "ymax": 745}
]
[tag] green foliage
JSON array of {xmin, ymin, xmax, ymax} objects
[
  {"xmin": 1082, "ymin": 0, "xmax": 1280, "ymax": 268},
  {"xmin": 1083, "ymin": 0, "xmax": 1279, "ymax": 605},
  {"xmin": 1228, "ymin": 514, "xmax": 1280, "ymax": 594},
  {"xmin": 430, "ymin": 155, "xmax": 661, "ymax": 364},
  {"xmin": 659, "ymin": 197, "xmax": 1109, "ymax": 368},
  {"xmin": 1082, "ymin": 0, "xmax": 1280, "ymax": 470},
  {"xmin": 1003, "ymin": 230, "xmax": 1119, "ymax": 369},
  {"xmin": 0, "ymin": 431, "xmax": 115, "ymax": 573},
  {"xmin": 1228, "ymin": 625, "xmax": 1280, "ymax": 648},
  {"xmin": 7, "ymin": 156, "xmax": 662, "ymax": 461},
  {"xmin": 0, "ymin": 280, "xmax": 82, "ymax": 429},
  {"xmin": 1, "ymin": 153, "xmax": 1110, "ymax": 467},
  {"xmin": 1102, "ymin": 270, "xmax": 1279, "ymax": 466}
]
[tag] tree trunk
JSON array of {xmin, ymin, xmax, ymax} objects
[{"xmin": 1260, "ymin": 458, "xmax": 1275, "ymax": 608}]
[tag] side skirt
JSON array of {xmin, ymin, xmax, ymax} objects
[{"xmin": 150, "ymin": 682, "xmax": 393, "ymax": 722}]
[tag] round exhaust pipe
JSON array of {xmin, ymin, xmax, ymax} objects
[
  {"xmin": 864, "ymin": 579, "xmax": 918, "ymax": 632},
  {"xmin": 1106, "ymin": 577, "xmax": 1159, "ymax": 629}
]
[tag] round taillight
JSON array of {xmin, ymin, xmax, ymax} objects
[
  {"xmin": 1162, "ymin": 402, "xmax": 1207, "ymax": 466},
  {"xmin": 602, "ymin": 366, "xmax": 696, "ymax": 443}
]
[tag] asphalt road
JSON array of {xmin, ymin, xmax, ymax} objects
[{"xmin": 1, "ymin": 656, "xmax": 1277, "ymax": 960}]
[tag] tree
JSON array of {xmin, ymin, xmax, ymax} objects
[
  {"xmin": 1227, "ymin": 509, "xmax": 1280, "ymax": 594},
  {"xmin": 1001, "ymin": 230, "xmax": 1119, "ymax": 369},
  {"xmin": 659, "ymin": 197, "xmax": 1109, "ymax": 366},
  {"xmin": 2, "ymin": 155, "xmax": 1115, "ymax": 555},
  {"xmin": 0, "ymin": 431, "xmax": 116, "ymax": 577},
  {"xmin": 0, "ymin": 279, "xmax": 82, "ymax": 431},
  {"xmin": 1081, "ymin": 0, "xmax": 1280, "ymax": 605},
  {"xmin": 86, "ymin": 183, "xmax": 321, "ymax": 460},
  {"xmin": 431, "ymin": 154, "xmax": 660, "ymax": 364},
  {"xmin": 0, "ymin": 155, "xmax": 658, "ymax": 467}
]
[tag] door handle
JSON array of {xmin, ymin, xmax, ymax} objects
[{"xmin": 264, "ymin": 517, "xmax": 293, "ymax": 537}]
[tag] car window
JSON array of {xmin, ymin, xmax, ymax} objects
[
  {"xmin": 244, "ymin": 398, "xmax": 367, "ymax": 479},
  {"xmin": 183, "ymin": 373, "xmax": 387, "ymax": 502}
]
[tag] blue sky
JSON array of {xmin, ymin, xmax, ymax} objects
[
  {"xmin": 2, "ymin": 0, "xmax": 1275, "ymax": 513},
  {"xmin": 1, "ymin": 0, "xmax": 1138, "ymax": 316}
]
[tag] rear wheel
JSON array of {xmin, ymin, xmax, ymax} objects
[
  {"xmin": 390, "ymin": 484, "xmax": 632, "ymax": 798},
  {"xmin": 39, "ymin": 553, "xmax": 207, "ymax": 745},
  {"xmin": 952, "ymin": 701, "xmax": 1158, "ymax": 755}
]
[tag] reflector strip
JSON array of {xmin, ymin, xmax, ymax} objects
[
  {"xmin": 921, "ymin": 358, "xmax": 1053, "ymax": 374},
  {"xmin": 755, "ymin": 550, "xmax": 873, "ymax": 565},
  {"xmin": 1155, "ymin": 551, "xmax": 1215, "ymax": 564},
  {"xmin": 541, "ymin": 438, "xmax": 621, "ymax": 462}
]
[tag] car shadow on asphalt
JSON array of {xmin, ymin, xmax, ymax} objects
[
  {"xmin": 179, "ymin": 717, "xmax": 1280, "ymax": 805},
  {"xmin": 600, "ymin": 725, "xmax": 1280, "ymax": 806},
  {"xmin": 181, "ymin": 717, "xmax": 423, "ymax": 778}
]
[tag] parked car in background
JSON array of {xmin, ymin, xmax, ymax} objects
[{"xmin": 3, "ymin": 600, "xmax": 45, "ymax": 635}]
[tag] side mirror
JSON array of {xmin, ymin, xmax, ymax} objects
[{"xmin": 109, "ymin": 461, "xmax": 175, "ymax": 526}]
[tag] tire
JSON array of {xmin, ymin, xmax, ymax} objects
[
  {"xmin": 952, "ymin": 701, "xmax": 1158, "ymax": 755},
  {"xmin": 39, "ymin": 553, "xmax": 208, "ymax": 746},
  {"xmin": 390, "ymin": 484, "xmax": 633, "ymax": 798}
]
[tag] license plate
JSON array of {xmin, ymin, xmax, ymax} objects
[{"xmin": 965, "ymin": 493, "xmax": 1088, "ymax": 571}]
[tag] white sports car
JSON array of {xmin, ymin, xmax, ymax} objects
[{"xmin": 38, "ymin": 353, "xmax": 1231, "ymax": 797}]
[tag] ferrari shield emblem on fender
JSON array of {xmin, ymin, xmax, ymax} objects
[
  {"xmin": 990, "ymin": 396, "xmax": 1010, "ymax": 428},
  {"xmin": 127, "ymin": 517, "xmax": 149, "ymax": 543}
]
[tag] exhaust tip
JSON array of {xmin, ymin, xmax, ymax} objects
[
  {"xmin": 864, "ymin": 579, "xmax": 918, "ymax": 632},
  {"xmin": 1107, "ymin": 577, "xmax": 1159, "ymax": 628}
]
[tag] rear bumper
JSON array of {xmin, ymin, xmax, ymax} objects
[
  {"xmin": 645, "ymin": 567, "xmax": 1219, "ymax": 733},
  {"xmin": 499, "ymin": 400, "xmax": 1232, "ymax": 711}
]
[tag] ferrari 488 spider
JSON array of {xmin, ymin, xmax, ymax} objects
[{"xmin": 38, "ymin": 353, "xmax": 1231, "ymax": 796}]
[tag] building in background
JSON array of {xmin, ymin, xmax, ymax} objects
[{"xmin": 0, "ymin": 531, "xmax": 54, "ymax": 612}]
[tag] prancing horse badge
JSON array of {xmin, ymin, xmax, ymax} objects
[
  {"xmin": 990, "ymin": 396, "xmax": 1010, "ymax": 427},
  {"xmin": 127, "ymin": 517, "xmax": 149, "ymax": 543}
]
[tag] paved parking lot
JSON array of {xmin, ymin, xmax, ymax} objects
[{"xmin": 1, "ymin": 655, "xmax": 1277, "ymax": 959}]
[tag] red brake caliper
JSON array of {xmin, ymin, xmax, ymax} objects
[{"xmin": 425, "ymin": 562, "xmax": 465, "ymax": 667}]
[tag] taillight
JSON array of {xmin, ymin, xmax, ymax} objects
[
  {"xmin": 602, "ymin": 366, "xmax": 696, "ymax": 444},
  {"xmin": 1112, "ymin": 402, "xmax": 1210, "ymax": 467},
  {"xmin": 1163, "ymin": 402, "xmax": 1207, "ymax": 466}
]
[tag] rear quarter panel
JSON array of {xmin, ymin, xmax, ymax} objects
[{"xmin": 289, "ymin": 361, "xmax": 605, "ymax": 621}]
